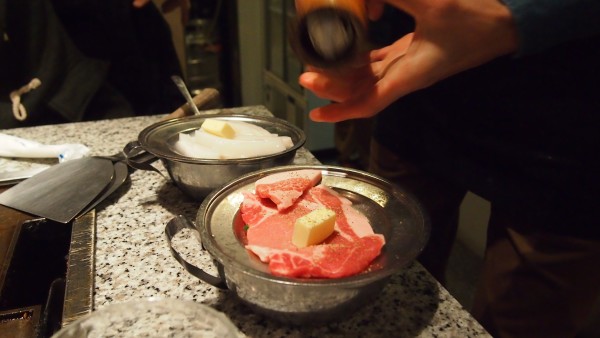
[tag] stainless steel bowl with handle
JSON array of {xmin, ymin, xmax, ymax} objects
[
  {"xmin": 131, "ymin": 114, "xmax": 306, "ymax": 200},
  {"xmin": 166, "ymin": 165, "xmax": 430, "ymax": 325}
]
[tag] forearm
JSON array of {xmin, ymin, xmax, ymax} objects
[{"xmin": 503, "ymin": 0, "xmax": 600, "ymax": 56}]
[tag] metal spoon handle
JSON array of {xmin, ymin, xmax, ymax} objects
[{"xmin": 171, "ymin": 75, "xmax": 201, "ymax": 115}]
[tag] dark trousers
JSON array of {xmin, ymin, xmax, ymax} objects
[{"xmin": 369, "ymin": 139, "xmax": 600, "ymax": 338}]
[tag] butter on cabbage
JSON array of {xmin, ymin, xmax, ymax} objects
[{"xmin": 200, "ymin": 119, "xmax": 236, "ymax": 139}]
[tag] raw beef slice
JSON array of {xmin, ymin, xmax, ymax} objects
[
  {"xmin": 241, "ymin": 178, "xmax": 385, "ymax": 278},
  {"xmin": 254, "ymin": 169, "xmax": 322, "ymax": 211}
]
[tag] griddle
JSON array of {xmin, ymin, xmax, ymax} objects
[{"xmin": 0, "ymin": 190, "xmax": 95, "ymax": 337}]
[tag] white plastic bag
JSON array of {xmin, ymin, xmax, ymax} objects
[{"xmin": 0, "ymin": 133, "xmax": 90, "ymax": 162}]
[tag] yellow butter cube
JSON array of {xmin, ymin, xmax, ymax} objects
[
  {"xmin": 292, "ymin": 208, "xmax": 336, "ymax": 248},
  {"xmin": 201, "ymin": 119, "xmax": 236, "ymax": 139}
]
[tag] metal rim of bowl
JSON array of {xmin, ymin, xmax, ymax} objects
[
  {"xmin": 196, "ymin": 164, "xmax": 431, "ymax": 289},
  {"xmin": 137, "ymin": 114, "xmax": 307, "ymax": 164}
]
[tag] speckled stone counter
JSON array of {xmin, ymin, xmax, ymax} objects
[{"xmin": 0, "ymin": 106, "xmax": 491, "ymax": 337}]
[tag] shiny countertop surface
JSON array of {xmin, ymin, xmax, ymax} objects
[{"xmin": 0, "ymin": 106, "xmax": 490, "ymax": 337}]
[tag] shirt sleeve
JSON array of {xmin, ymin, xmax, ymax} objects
[{"xmin": 502, "ymin": 0, "xmax": 600, "ymax": 56}]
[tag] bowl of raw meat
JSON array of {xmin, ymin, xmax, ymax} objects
[
  {"xmin": 166, "ymin": 165, "xmax": 430, "ymax": 325},
  {"xmin": 128, "ymin": 114, "xmax": 306, "ymax": 200}
]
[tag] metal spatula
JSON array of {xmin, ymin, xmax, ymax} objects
[
  {"xmin": 79, "ymin": 160, "xmax": 129, "ymax": 215},
  {"xmin": 0, "ymin": 157, "xmax": 114, "ymax": 223}
]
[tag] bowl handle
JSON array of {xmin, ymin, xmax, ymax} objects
[
  {"xmin": 122, "ymin": 141, "xmax": 165, "ymax": 178},
  {"xmin": 165, "ymin": 216, "xmax": 227, "ymax": 289}
]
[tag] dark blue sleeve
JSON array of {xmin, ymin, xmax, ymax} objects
[{"xmin": 502, "ymin": 0, "xmax": 600, "ymax": 55}]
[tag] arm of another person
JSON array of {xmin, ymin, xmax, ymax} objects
[
  {"xmin": 297, "ymin": 0, "xmax": 600, "ymax": 122},
  {"xmin": 506, "ymin": 0, "xmax": 600, "ymax": 55}
]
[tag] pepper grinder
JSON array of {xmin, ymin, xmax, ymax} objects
[{"xmin": 290, "ymin": 0, "xmax": 368, "ymax": 68}]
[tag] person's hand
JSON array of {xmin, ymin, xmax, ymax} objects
[
  {"xmin": 132, "ymin": 0, "xmax": 190, "ymax": 25},
  {"xmin": 299, "ymin": 0, "xmax": 519, "ymax": 122}
]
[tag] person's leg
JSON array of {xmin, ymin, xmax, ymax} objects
[
  {"xmin": 369, "ymin": 139, "xmax": 467, "ymax": 284},
  {"xmin": 471, "ymin": 206, "xmax": 600, "ymax": 338}
]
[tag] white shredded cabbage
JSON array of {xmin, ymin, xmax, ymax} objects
[{"xmin": 174, "ymin": 119, "xmax": 293, "ymax": 159}]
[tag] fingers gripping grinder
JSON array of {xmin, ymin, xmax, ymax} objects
[{"xmin": 290, "ymin": 0, "xmax": 368, "ymax": 68}]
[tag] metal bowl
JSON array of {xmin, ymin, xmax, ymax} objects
[
  {"xmin": 189, "ymin": 165, "xmax": 430, "ymax": 325},
  {"xmin": 51, "ymin": 298, "xmax": 243, "ymax": 337},
  {"xmin": 135, "ymin": 114, "xmax": 306, "ymax": 200}
]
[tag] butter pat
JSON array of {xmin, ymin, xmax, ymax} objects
[
  {"xmin": 201, "ymin": 119, "xmax": 236, "ymax": 139},
  {"xmin": 292, "ymin": 208, "xmax": 336, "ymax": 248}
]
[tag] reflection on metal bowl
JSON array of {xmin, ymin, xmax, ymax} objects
[
  {"xmin": 133, "ymin": 114, "xmax": 306, "ymax": 201},
  {"xmin": 171, "ymin": 165, "xmax": 430, "ymax": 325}
]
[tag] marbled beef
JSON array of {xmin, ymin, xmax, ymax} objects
[
  {"xmin": 241, "ymin": 173, "xmax": 385, "ymax": 279},
  {"xmin": 254, "ymin": 169, "xmax": 322, "ymax": 211}
]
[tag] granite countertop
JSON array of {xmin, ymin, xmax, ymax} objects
[{"xmin": 0, "ymin": 106, "xmax": 490, "ymax": 337}]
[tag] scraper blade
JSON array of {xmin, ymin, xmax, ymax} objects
[{"xmin": 0, "ymin": 157, "xmax": 114, "ymax": 223}]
